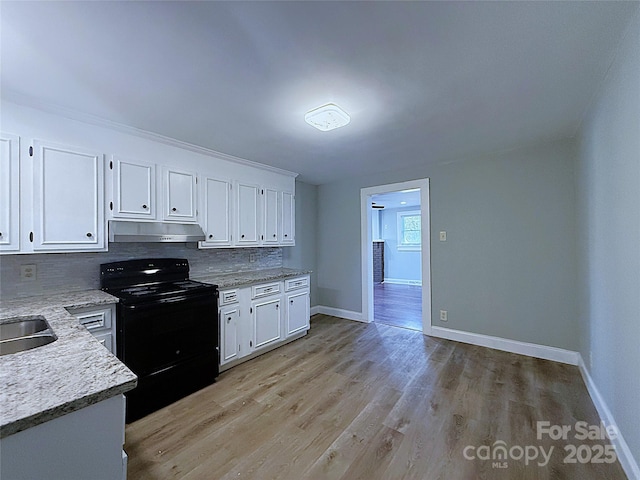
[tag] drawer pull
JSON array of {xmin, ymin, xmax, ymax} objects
[{"xmin": 82, "ymin": 319, "xmax": 104, "ymax": 329}]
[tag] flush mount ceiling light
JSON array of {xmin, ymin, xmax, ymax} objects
[{"xmin": 304, "ymin": 103, "xmax": 351, "ymax": 131}]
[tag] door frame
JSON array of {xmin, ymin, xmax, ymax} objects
[{"xmin": 360, "ymin": 179, "xmax": 432, "ymax": 334}]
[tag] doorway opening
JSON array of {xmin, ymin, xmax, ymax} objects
[{"xmin": 360, "ymin": 179, "xmax": 431, "ymax": 334}]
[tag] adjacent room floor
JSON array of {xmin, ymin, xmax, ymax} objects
[
  {"xmin": 374, "ymin": 282, "xmax": 422, "ymax": 331},
  {"xmin": 125, "ymin": 315, "xmax": 625, "ymax": 480}
]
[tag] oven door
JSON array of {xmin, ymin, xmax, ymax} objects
[{"xmin": 118, "ymin": 292, "xmax": 218, "ymax": 377}]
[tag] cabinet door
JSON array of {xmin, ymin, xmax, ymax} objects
[
  {"xmin": 164, "ymin": 167, "xmax": 197, "ymax": 221},
  {"xmin": 202, "ymin": 177, "xmax": 232, "ymax": 246},
  {"xmin": 220, "ymin": 306, "xmax": 239, "ymax": 365},
  {"xmin": 262, "ymin": 187, "xmax": 279, "ymax": 244},
  {"xmin": 253, "ymin": 298, "xmax": 282, "ymax": 349},
  {"xmin": 286, "ymin": 290, "xmax": 310, "ymax": 336},
  {"xmin": 92, "ymin": 331, "xmax": 114, "ymax": 353},
  {"xmin": 282, "ymin": 191, "xmax": 295, "ymax": 245},
  {"xmin": 32, "ymin": 140, "xmax": 105, "ymax": 251},
  {"xmin": 0, "ymin": 133, "xmax": 20, "ymax": 252},
  {"xmin": 236, "ymin": 182, "xmax": 259, "ymax": 245},
  {"xmin": 112, "ymin": 156, "xmax": 155, "ymax": 219}
]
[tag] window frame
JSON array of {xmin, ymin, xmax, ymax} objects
[{"xmin": 396, "ymin": 209, "xmax": 422, "ymax": 251}]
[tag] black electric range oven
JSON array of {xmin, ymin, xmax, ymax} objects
[{"xmin": 100, "ymin": 258, "xmax": 218, "ymax": 422}]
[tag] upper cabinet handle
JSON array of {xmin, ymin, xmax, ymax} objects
[
  {"xmin": 172, "ymin": 207, "xmax": 177, "ymax": 212},
  {"xmin": 209, "ymin": 234, "xmax": 214, "ymax": 239},
  {"xmin": 142, "ymin": 204, "xmax": 148, "ymax": 209},
  {"xmin": 86, "ymin": 232, "xmax": 93, "ymax": 238}
]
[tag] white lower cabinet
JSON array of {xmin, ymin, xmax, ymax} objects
[
  {"xmin": 252, "ymin": 296, "xmax": 282, "ymax": 350},
  {"xmin": 286, "ymin": 290, "xmax": 310, "ymax": 337},
  {"xmin": 66, "ymin": 304, "xmax": 116, "ymax": 354},
  {"xmin": 220, "ymin": 304, "xmax": 240, "ymax": 365},
  {"xmin": 218, "ymin": 276, "xmax": 310, "ymax": 372},
  {"xmin": 0, "ymin": 395, "xmax": 128, "ymax": 480}
]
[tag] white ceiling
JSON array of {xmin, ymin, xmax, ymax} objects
[
  {"xmin": 1, "ymin": 1, "xmax": 637, "ymax": 185},
  {"xmin": 372, "ymin": 190, "xmax": 421, "ymax": 210}
]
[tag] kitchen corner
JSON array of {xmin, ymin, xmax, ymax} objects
[
  {"xmin": 0, "ymin": 290, "xmax": 137, "ymax": 437},
  {"xmin": 0, "ymin": 289, "xmax": 137, "ymax": 478},
  {"xmin": 0, "ymin": 290, "xmax": 137, "ymax": 438}
]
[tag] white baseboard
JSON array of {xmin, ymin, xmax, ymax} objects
[
  {"xmin": 577, "ymin": 356, "xmax": 640, "ymax": 480},
  {"xmin": 313, "ymin": 305, "xmax": 366, "ymax": 322},
  {"xmin": 383, "ymin": 278, "xmax": 423, "ymax": 286},
  {"xmin": 429, "ymin": 325, "xmax": 580, "ymax": 365}
]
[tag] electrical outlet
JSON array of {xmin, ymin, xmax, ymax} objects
[
  {"xmin": 440, "ymin": 310, "xmax": 448, "ymax": 322},
  {"xmin": 20, "ymin": 264, "xmax": 37, "ymax": 282},
  {"xmin": 439, "ymin": 231, "xmax": 447, "ymax": 242},
  {"xmin": 249, "ymin": 253, "xmax": 256, "ymax": 263}
]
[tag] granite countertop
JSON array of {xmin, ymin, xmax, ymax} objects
[
  {"xmin": 0, "ymin": 290, "xmax": 137, "ymax": 439},
  {"xmin": 192, "ymin": 267, "xmax": 312, "ymax": 289}
]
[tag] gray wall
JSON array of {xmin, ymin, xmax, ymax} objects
[
  {"xmin": 317, "ymin": 138, "xmax": 579, "ymax": 350},
  {"xmin": 576, "ymin": 9, "xmax": 640, "ymax": 464},
  {"xmin": 282, "ymin": 180, "xmax": 318, "ymax": 306},
  {"xmin": 381, "ymin": 206, "xmax": 422, "ymax": 283}
]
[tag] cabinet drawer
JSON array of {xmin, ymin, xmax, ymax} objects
[
  {"xmin": 219, "ymin": 289, "xmax": 239, "ymax": 306},
  {"xmin": 72, "ymin": 307, "xmax": 113, "ymax": 332},
  {"xmin": 251, "ymin": 282, "xmax": 281, "ymax": 299},
  {"xmin": 285, "ymin": 276, "xmax": 309, "ymax": 291}
]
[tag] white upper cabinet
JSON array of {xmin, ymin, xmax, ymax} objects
[
  {"xmin": 262, "ymin": 187, "xmax": 279, "ymax": 244},
  {"xmin": 163, "ymin": 167, "xmax": 197, "ymax": 222},
  {"xmin": 111, "ymin": 156, "xmax": 156, "ymax": 219},
  {"xmin": 0, "ymin": 133, "xmax": 20, "ymax": 252},
  {"xmin": 281, "ymin": 191, "xmax": 295, "ymax": 245},
  {"xmin": 32, "ymin": 140, "xmax": 105, "ymax": 252},
  {"xmin": 201, "ymin": 176, "xmax": 232, "ymax": 247},
  {"xmin": 236, "ymin": 182, "xmax": 260, "ymax": 245}
]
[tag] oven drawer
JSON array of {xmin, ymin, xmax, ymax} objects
[
  {"xmin": 219, "ymin": 289, "xmax": 239, "ymax": 306},
  {"xmin": 285, "ymin": 276, "xmax": 309, "ymax": 291},
  {"xmin": 252, "ymin": 282, "xmax": 281, "ymax": 299}
]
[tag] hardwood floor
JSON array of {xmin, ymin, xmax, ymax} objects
[
  {"xmin": 125, "ymin": 315, "xmax": 627, "ymax": 480},
  {"xmin": 374, "ymin": 282, "xmax": 422, "ymax": 331}
]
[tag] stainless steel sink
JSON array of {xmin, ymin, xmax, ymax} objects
[
  {"xmin": 0, "ymin": 317, "xmax": 50, "ymax": 341},
  {"xmin": 0, "ymin": 316, "xmax": 57, "ymax": 355}
]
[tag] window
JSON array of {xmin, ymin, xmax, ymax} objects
[{"xmin": 397, "ymin": 210, "xmax": 421, "ymax": 251}]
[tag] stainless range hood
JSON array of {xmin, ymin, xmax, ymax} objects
[{"xmin": 108, "ymin": 220, "xmax": 206, "ymax": 243}]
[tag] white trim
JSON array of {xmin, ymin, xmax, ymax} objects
[
  {"xmin": 361, "ymin": 179, "xmax": 432, "ymax": 335},
  {"xmin": 2, "ymin": 93, "xmax": 298, "ymax": 178},
  {"xmin": 577, "ymin": 356, "xmax": 640, "ymax": 480},
  {"xmin": 383, "ymin": 278, "xmax": 423, "ymax": 286},
  {"xmin": 430, "ymin": 325, "xmax": 580, "ymax": 365},
  {"xmin": 310, "ymin": 305, "xmax": 321, "ymax": 316},
  {"xmin": 313, "ymin": 306, "xmax": 365, "ymax": 323}
]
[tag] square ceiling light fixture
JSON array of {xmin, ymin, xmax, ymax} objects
[{"xmin": 304, "ymin": 103, "xmax": 351, "ymax": 131}]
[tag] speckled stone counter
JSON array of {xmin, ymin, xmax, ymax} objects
[
  {"xmin": 192, "ymin": 267, "xmax": 311, "ymax": 289},
  {"xmin": 0, "ymin": 290, "xmax": 137, "ymax": 439}
]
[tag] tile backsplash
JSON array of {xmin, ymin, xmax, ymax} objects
[{"xmin": 0, "ymin": 244, "xmax": 282, "ymax": 300}]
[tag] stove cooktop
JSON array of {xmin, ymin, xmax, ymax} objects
[{"xmin": 108, "ymin": 279, "xmax": 216, "ymax": 302}]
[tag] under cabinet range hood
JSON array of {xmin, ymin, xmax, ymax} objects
[{"xmin": 108, "ymin": 220, "xmax": 206, "ymax": 243}]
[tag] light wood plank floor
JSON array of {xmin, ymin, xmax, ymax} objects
[
  {"xmin": 374, "ymin": 283, "xmax": 422, "ymax": 331},
  {"xmin": 126, "ymin": 315, "xmax": 627, "ymax": 480}
]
